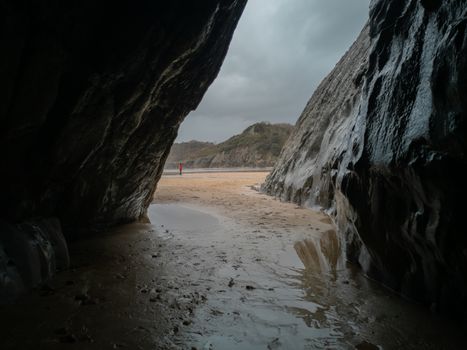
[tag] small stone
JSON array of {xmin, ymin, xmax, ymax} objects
[
  {"xmin": 245, "ymin": 285, "xmax": 256, "ymax": 290},
  {"xmin": 228, "ymin": 278, "xmax": 235, "ymax": 287},
  {"xmin": 210, "ymin": 309, "xmax": 224, "ymax": 316}
]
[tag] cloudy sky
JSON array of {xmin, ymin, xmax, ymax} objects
[{"xmin": 177, "ymin": 0, "xmax": 370, "ymax": 143}]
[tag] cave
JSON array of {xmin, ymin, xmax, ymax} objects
[{"xmin": 1, "ymin": 0, "xmax": 466, "ymax": 348}]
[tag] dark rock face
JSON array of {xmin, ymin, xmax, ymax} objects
[
  {"xmin": 263, "ymin": 25, "xmax": 370, "ymax": 208},
  {"xmin": 0, "ymin": 218, "xmax": 69, "ymax": 301},
  {"xmin": 0, "ymin": 0, "xmax": 246, "ymax": 297},
  {"xmin": 264, "ymin": 0, "xmax": 467, "ymax": 318},
  {"xmin": 0, "ymin": 0, "xmax": 246, "ymax": 228}
]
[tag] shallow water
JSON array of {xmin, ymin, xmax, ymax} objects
[{"xmin": 150, "ymin": 203, "xmax": 467, "ymax": 350}]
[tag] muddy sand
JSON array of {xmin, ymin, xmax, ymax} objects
[{"xmin": 1, "ymin": 171, "xmax": 466, "ymax": 349}]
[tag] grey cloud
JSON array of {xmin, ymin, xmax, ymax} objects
[{"xmin": 177, "ymin": 0, "xmax": 369, "ymax": 142}]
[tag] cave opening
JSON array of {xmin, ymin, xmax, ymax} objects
[{"xmin": 1, "ymin": 0, "xmax": 467, "ymax": 348}]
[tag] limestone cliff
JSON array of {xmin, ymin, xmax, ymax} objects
[
  {"xmin": 0, "ymin": 0, "xmax": 246, "ymax": 229},
  {"xmin": 0, "ymin": 0, "xmax": 246, "ymax": 297},
  {"xmin": 264, "ymin": 0, "xmax": 467, "ymax": 318},
  {"xmin": 263, "ymin": 25, "xmax": 370, "ymax": 208}
]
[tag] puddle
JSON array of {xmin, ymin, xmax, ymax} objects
[{"xmin": 149, "ymin": 204, "xmax": 221, "ymax": 234}]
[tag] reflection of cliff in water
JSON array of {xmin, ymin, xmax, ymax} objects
[
  {"xmin": 290, "ymin": 229, "xmax": 455, "ymax": 348},
  {"xmin": 294, "ymin": 229, "xmax": 343, "ymax": 274}
]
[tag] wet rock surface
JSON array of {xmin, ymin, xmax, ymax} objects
[
  {"xmin": 263, "ymin": 0, "xmax": 467, "ymax": 318},
  {"xmin": 0, "ymin": 218, "xmax": 69, "ymax": 300},
  {"xmin": 0, "ymin": 0, "xmax": 246, "ymax": 229},
  {"xmin": 0, "ymin": 0, "xmax": 246, "ymax": 298}
]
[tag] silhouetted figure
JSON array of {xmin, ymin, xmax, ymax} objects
[{"xmin": 179, "ymin": 162, "xmax": 183, "ymax": 175}]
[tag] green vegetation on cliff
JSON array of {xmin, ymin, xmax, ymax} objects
[{"xmin": 166, "ymin": 122, "xmax": 293, "ymax": 169}]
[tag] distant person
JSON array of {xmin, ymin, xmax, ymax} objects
[{"xmin": 179, "ymin": 162, "xmax": 183, "ymax": 175}]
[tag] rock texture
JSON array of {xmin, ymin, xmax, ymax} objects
[
  {"xmin": 263, "ymin": 25, "xmax": 370, "ymax": 208},
  {"xmin": 0, "ymin": 0, "xmax": 246, "ymax": 228},
  {"xmin": 166, "ymin": 122, "xmax": 293, "ymax": 169},
  {"xmin": 264, "ymin": 0, "xmax": 467, "ymax": 318},
  {"xmin": 0, "ymin": 0, "xmax": 246, "ymax": 297}
]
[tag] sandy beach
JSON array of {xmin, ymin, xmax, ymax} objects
[
  {"xmin": 155, "ymin": 171, "xmax": 334, "ymax": 231},
  {"xmin": 152, "ymin": 172, "xmax": 465, "ymax": 349}
]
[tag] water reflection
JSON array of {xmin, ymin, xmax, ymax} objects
[
  {"xmin": 294, "ymin": 229, "xmax": 343, "ymax": 274},
  {"xmin": 287, "ymin": 229, "xmax": 467, "ymax": 349},
  {"xmin": 146, "ymin": 204, "xmax": 467, "ymax": 349}
]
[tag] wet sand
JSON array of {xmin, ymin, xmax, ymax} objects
[
  {"xmin": 0, "ymin": 171, "xmax": 466, "ymax": 349},
  {"xmin": 154, "ymin": 172, "xmax": 467, "ymax": 349}
]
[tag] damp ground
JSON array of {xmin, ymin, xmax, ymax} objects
[{"xmin": 0, "ymin": 172, "xmax": 466, "ymax": 349}]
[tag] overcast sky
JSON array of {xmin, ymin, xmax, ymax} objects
[{"xmin": 177, "ymin": 0, "xmax": 370, "ymax": 143}]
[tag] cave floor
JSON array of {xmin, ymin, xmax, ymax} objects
[{"xmin": 1, "ymin": 172, "xmax": 466, "ymax": 349}]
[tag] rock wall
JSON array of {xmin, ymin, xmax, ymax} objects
[
  {"xmin": 264, "ymin": 0, "xmax": 467, "ymax": 318},
  {"xmin": 263, "ymin": 24, "xmax": 370, "ymax": 208},
  {"xmin": 0, "ymin": 0, "xmax": 246, "ymax": 297},
  {"xmin": 0, "ymin": 0, "xmax": 246, "ymax": 229}
]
